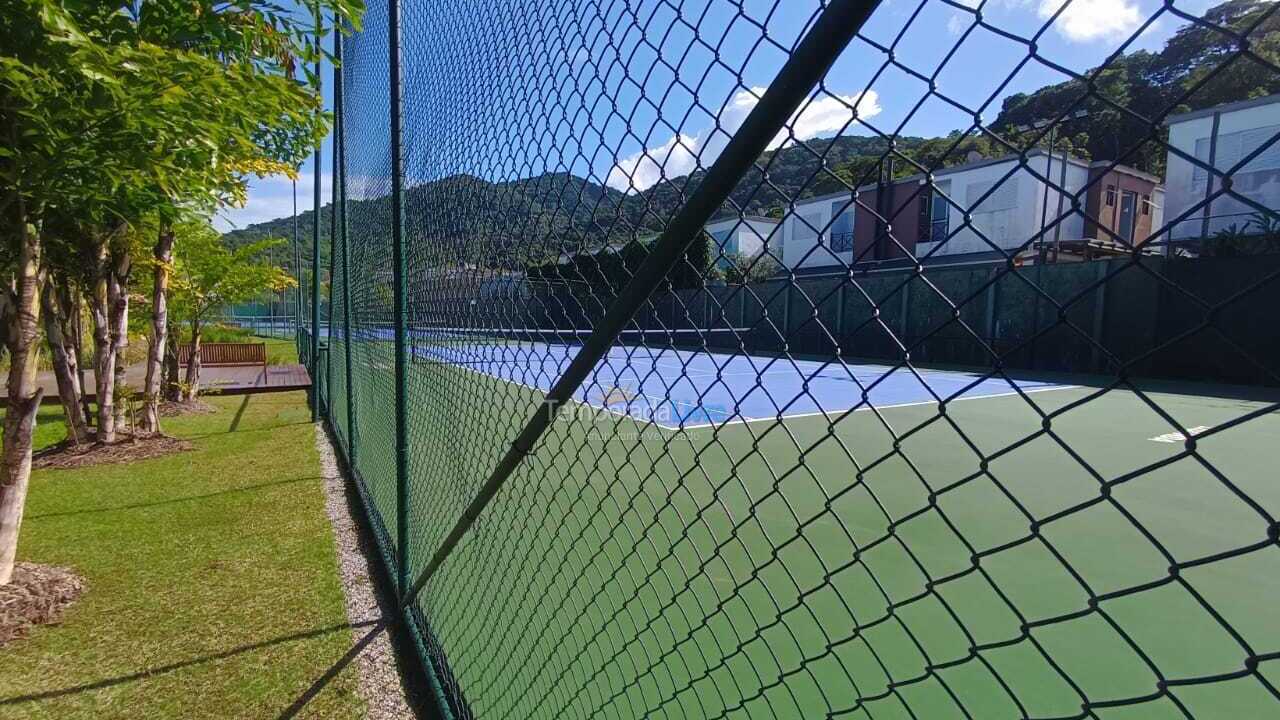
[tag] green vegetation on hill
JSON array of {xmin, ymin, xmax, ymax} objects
[{"xmin": 224, "ymin": 1, "xmax": 1279, "ymax": 270}]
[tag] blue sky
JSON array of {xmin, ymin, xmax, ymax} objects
[{"xmin": 215, "ymin": 0, "xmax": 1221, "ymax": 232}]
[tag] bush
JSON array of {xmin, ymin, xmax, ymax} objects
[{"xmin": 723, "ymin": 252, "xmax": 781, "ymax": 285}]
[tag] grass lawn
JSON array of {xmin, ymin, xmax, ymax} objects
[{"xmin": 0, "ymin": 387, "xmax": 365, "ymax": 719}]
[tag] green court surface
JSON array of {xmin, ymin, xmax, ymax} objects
[{"xmin": 372, "ymin": 359, "xmax": 1280, "ymax": 720}]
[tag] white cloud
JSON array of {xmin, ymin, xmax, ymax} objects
[
  {"xmin": 214, "ymin": 172, "xmax": 332, "ymax": 233},
  {"xmin": 605, "ymin": 133, "xmax": 698, "ymax": 194},
  {"xmin": 606, "ymin": 87, "xmax": 881, "ymax": 192},
  {"xmin": 947, "ymin": 14, "xmax": 969, "ymax": 36},
  {"xmin": 1038, "ymin": 0, "xmax": 1141, "ymax": 42}
]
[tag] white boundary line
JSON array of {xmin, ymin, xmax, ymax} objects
[
  {"xmin": 420, "ymin": 344, "xmax": 1080, "ymax": 434},
  {"xmin": 674, "ymin": 384, "xmax": 1081, "ymax": 431}
]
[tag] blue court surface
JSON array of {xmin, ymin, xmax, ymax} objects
[{"xmin": 408, "ymin": 333, "xmax": 1071, "ymax": 431}]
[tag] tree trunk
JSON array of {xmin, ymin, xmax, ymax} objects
[
  {"xmin": 72, "ymin": 292, "xmax": 92, "ymax": 428},
  {"xmin": 90, "ymin": 237, "xmax": 116, "ymax": 444},
  {"xmin": 89, "ymin": 234, "xmax": 132, "ymax": 442},
  {"xmin": 91, "ymin": 275, "xmax": 115, "ymax": 440},
  {"xmin": 163, "ymin": 317, "xmax": 181, "ymax": 402},
  {"xmin": 0, "ymin": 219, "xmax": 45, "ymax": 586},
  {"xmin": 41, "ymin": 278, "xmax": 89, "ymax": 446},
  {"xmin": 110, "ymin": 258, "xmax": 130, "ymax": 433},
  {"xmin": 184, "ymin": 317, "xmax": 202, "ymax": 400},
  {"xmin": 139, "ymin": 227, "xmax": 174, "ymax": 434}
]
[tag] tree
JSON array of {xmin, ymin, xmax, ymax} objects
[
  {"xmin": 169, "ymin": 224, "xmax": 294, "ymax": 399},
  {"xmin": 723, "ymin": 252, "xmax": 781, "ymax": 285},
  {"xmin": 991, "ymin": 0, "xmax": 1279, "ymax": 177},
  {"xmin": 0, "ymin": 0, "xmax": 359, "ymax": 585}
]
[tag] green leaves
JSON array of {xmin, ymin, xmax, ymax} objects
[
  {"xmin": 2, "ymin": 0, "xmax": 362, "ymax": 267},
  {"xmin": 170, "ymin": 220, "xmax": 294, "ymax": 320}
]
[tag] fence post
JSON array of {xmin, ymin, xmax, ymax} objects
[
  {"xmin": 835, "ymin": 280, "xmax": 846, "ymax": 353},
  {"xmin": 985, "ymin": 266, "xmax": 999, "ymax": 364},
  {"xmin": 310, "ymin": 2, "xmax": 323, "ymax": 423},
  {"xmin": 325, "ymin": 23, "xmax": 341, "ymax": 420},
  {"xmin": 293, "ymin": 179, "xmax": 301, "ymax": 360},
  {"xmin": 899, "ymin": 277, "xmax": 911, "ymax": 354},
  {"xmin": 337, "ymin": 20, "xmax": 357, "ymax": 465},
  {"xmin": 389, "ymin": 0, "xmax": 410, "ymax": 595}
]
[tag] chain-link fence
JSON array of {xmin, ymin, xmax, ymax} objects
[{"xmin": 310, "ymin": 0, "xmax": 1280, "ymax": 717}]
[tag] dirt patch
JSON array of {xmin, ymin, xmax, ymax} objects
[
  {"xmin": 159, "ymin": 399, "xmax": 217, "ymax": 417},
  {"xmin": 33, "ymin": 432, "xmax": 193, "ymax": 470},
  {"xmin": 0, "ymin": 563, "xmax": 85, "ymax": 647}
]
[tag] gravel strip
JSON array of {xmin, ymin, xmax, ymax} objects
[{"xmin": 315, "ymin": 424, "xmax": 421, "ymax": 720}]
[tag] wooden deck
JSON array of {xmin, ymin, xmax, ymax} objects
[{"xmin": 198, "ymin": 363, "xmax": 312, "ymax": 395}]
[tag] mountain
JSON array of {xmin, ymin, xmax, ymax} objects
[
  {"xmin": 224, "ymin": 1, "xmax": 1278, "ymax": 272},
  {"xmin": 222, "ymin": 134, "xmax": 927, "ymax": 272}
]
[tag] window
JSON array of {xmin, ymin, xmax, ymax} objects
[
  {"xmin": 791, "ymin": 213, "xmax": 821, "ymax": 261},
  {"xmin": 1191, "ymin": 124, "xmax": 1280, "ymax": 193},
  {"xmin": 1142, "ymin": 194, "xmax": 1151, "ymax": 215},
  {"xmin": 711, "ymin": 227, "xmax": 735, "ymax": 255},
  {"xmin": 918, "ymin": 181, "xmax": 951, "ymax": 244},
  {"xmin": 1105, "ymin": 185, "xmax": 1117, "ymax": 206},
  {"xmin": 829, "ymin": 199, "xmax": 854, "ymax": 252}
]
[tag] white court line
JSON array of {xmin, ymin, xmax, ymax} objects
[
  {"xmin": 675, "ymin": 384, "xmax": 1081, "ymax": 431},
  {"xmin": 417, "ymin": 353, "xmax": 683, "ymax": 433},
  {"xmin": 414, "ymin": 343, "xmax": 1080, "ymax": 434}
]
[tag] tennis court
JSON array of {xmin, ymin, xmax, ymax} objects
[
  {"xmin": 409, "ymin": 327, "xmax": 1072, "ymax": 430},
  {"xmin": 315, "ymin": 0, "xmax": 1280, "ymax": 715},
  {"xmin": 329, "ymin": 324, "xmax": 1280, "ymax": 719}
]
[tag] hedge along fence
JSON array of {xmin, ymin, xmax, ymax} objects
[{"xmin": 654, "ymin": 254, "xmax": 1280, "ymax": 387}]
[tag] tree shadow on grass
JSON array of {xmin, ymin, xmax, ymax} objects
[
  {"xmin": 0, "ymin": 620, "xmax": 380, "ymax": 707},
  {"xmin": 25, "ymin": 475, "xmax": 325, "ymax": 521},
  {"xmin": 181, "ymin": 421, "xmax": 313, "ymax": 441}
]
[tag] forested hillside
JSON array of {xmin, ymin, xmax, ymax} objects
[{"xmin": 226, "ymin": 0, "xmax": 1278, "ymax": 271}]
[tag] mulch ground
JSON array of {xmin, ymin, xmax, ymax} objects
[
  {"xmin": 33, "ymin": 432, "xmax": 193, "ymax": 470},
  {"xmin": 0, "ymin": 562, "xmax": 85, "ymax": 647},
  {"xmin": 158, "ymin": 399, "xmax": 217, "ymax": 417}
]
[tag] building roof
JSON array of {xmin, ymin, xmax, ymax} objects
[
  {"xmin": 707, "ymin": 214, "xmax": 781, "ymax": 227},
  {"xmin": 1164, "ymin": 93, "xmax": 1280, "ymax": 125},
  {"xmin": 790, "ymin": 149, "xmax": 1090, "ymax": 210},
  {"xmin": 1088, "ymin": 160, "xmax": 1163, "ymax": 186}
]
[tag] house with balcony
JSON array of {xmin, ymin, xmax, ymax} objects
[
  {"xmin": 1163, "ymin": 94, "xmax": 1280, "ymax": 245},
  {"xmin": 778, "ymin": 150, "xmax": 1164, "ymax": 273}
]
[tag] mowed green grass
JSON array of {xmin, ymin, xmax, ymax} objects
[
  {"xmin": 0, "ymin": 389, "xmax": 365, "ymax": 720},
  {"xmin": 388, "ymin": 358, "xmax": 1280, "ymax": 720}
]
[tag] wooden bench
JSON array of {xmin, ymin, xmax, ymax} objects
[{"xmin": 178, "ymin": 342, "xmax": 269, "ymax": 383}]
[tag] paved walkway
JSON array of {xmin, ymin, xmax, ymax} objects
[{"xmin": 3, "ymin": 363, "xmax": 310, "ymax": 403}]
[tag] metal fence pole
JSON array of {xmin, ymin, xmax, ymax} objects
[
  {"xmin": 293, "ymin": 179, "xmax": 300, "ymax": 357},
  {"xmin": 310, "ymin": 2, "xmax": 323, "ymax": 422},
  {"xmin": 327, "ymin": 24, "xmax": 340, "ymax": 420},
  {"xmin": 337, "ymin": 20, "xmax": 356, "ymax": 465},
  {"xmin": 388, "ymin": 0, "xmax": 409, "ymax": 595}
]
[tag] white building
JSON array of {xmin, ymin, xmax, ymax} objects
[
  {"xmin": 779, "ymin": 151, "xmax": 1096, "ymax": 271},
  {"xmin": 1165, "ymin": 94, "xmax": 1280, "ymax": 241},
  {"xmin": 779, "ymin": 191, "xmax": 857, "ymax": 270},
  {"xmin": 704, "ymin": 216, "xmax": 779, "ymax": 268}
]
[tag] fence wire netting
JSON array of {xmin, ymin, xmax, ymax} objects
[{"xmin": 314, "ymin": 0, "xmax": 1280, "ymax": 717}]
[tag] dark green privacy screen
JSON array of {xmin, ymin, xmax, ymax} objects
[{"xmin": 309, "ymin": 0, "xmax": 1280, "ymax": 717}]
